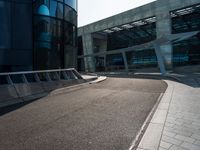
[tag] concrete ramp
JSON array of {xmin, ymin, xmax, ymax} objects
[
  {"xmin": 0, "ymin": 85, "xmax": 22, "ymax": 107},
  {"xmin": 0, "ymin": 68, "xmax": 86, "ymax": 108}
]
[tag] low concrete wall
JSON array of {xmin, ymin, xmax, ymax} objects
[
  {"xmin": 0, "ymin": 85, "xmax": 22, "ymax": 107},
  {"xmin": 14, "ymin": 83, "xmax": 47, "ymax": 102},
  {"xmin": 0, "ymin": 79, "xmax": 88, "ymax": 108}
]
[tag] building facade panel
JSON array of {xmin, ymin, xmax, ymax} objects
[
  {"xmin": 78, "ymin": 0, "xmax": 200, "ymax": 73},
  {"xmin": 33, "ymin": 0, "xmax": 77, "ymax": 70},
  {"xmin": 0, "ymin": 0, "xmax": 77, "ymax": 73},
  {"xmin": 0, "ymin": 0, "xmax": 33, "ymax": 72}
]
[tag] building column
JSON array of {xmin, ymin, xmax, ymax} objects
[
  {"xmin": 154, "ymin": 44, "xmax": 167, "ymax": 75},
  {"xmin": 156, "ymin": 0, "xmax": 173, "ymax": 72},
  {"xmin": 122, "ymin": 52, "xmax": 129, "ymax": 73},
  {"xmin": 82, "ymin": 34, "xmax": 95, "ymax": 72},
  {"xmin": 104, "ymin": 54, "xmax": 107, "ymax": 71}
]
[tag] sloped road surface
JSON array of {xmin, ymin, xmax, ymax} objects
[{"xmin": 0, "ymin": 78, "xmax": 167, "ymax": 150}]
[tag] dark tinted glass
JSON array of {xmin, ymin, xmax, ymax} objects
[
  {"xmin": 173, "ymin": 35, "xmax": 200, "ymax": 66},
  {"xmin": 13, "ymin": 3, "xmax": 32, "ymax": 49},
  {"xmin": 50, "ymin": 0, "xmax": 57, "ymax": 17},
  {"xmin": 0, "ymin": 75, "xmax": 8, "ymax": 85},
  {"xmin": 33, "ymin": 0, "xmax": 77, "ymax": 70},
  {"xmin": 25, "ymin": 74, "xmax": 37, "ymax": 83},
  {"xmin": 57, "ymin": 2, "xmax": 63, "ymax": 19},
  {"xmin": 64, "ymin": 5, "xmax": 77, "ymax": 25},
  {"xmin": 10, "ymin": 75, "xmax": 23, "ymax": 84},
  {"xmin": 65, "ymin": 0, "xmax": 77, "ymax": 10},
  {"xmin": 0, "ymin": 1, "xmax": 11, "ymax": 49}
]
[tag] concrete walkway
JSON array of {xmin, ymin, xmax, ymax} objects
[{"xmin": 136, "ymin": 75, "xmax": 200, "ymax": 150}]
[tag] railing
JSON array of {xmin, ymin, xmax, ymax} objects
[{"xmin": 0, "ymin": 68, "xmax": 83, "ymax": 85}]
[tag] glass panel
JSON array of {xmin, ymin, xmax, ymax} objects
[
  {"xmin": 38, "ymin": 4, "xmax": 50, "ymax": 16},
  {"xmin": 33, "ymin": 0, "xmax": 77, "ymax": 70},
  {"xmin": 173, "ymin": 35, "xmax": 200, "ymax": 66},
  {"xmin": 172, "ymin": 7, "xmax": 200, "ymax": 34},
  {"xmin": 0, "ymin": 75, "xmax": 8, "ymax": 85},
  {"xmin": 0, "ymin": 1, "xmax": 11, "ymax": 49},
  {"xmin": 106, "ymin": 54, "xmax": 125, "ymax": 71},
  {"xmin": 49, "ymin": 72, "xmax": 58, "ymax": 80},
  {"xmin": 25, "ymin": 74, "xmax": 37, "ymax": 83},
  {"xmin": 64, "ymin": 5, "xmax": 77, "ymax": 25},
  {"xmin": 56, "ymin": 2, "xmax": 63, "ymax": 19},
  {"xmin": 65, "ymin": 0, "xmax": 77, "ymax": 10},
  {"xmin": 50, "ymin": 0, "xmax": 57, "ymax": 17},
  {"xmin": 126, "ymin": 49, "xmax": 158, "ymax": 70},
  {"xmin": 34, "ymin": 16, "xmax": 51, "ymax": 42},
  {"xmin": 13, "ymin": 3, "xmax": 32, "ymax": 49},
  {"xmin": 10, "ymin": 75, "xmax": 23, "ymax": 84},
  {"xmin": 106, "ymin": 23, "xmax": 156, "ymax": 50}
]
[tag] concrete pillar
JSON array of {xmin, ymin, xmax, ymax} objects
[
  {"xmin": 154, "ymin": 44, "xmax": 167, "ymax": 75},
  {"xmin": 122, "ymin": 52, "xmax": 129, "ymax": 73},
  {"xmin": 82, "ymin": 34, "xmax": 95, "ymax": 72},
  {"xmin": 156, "ymin": 0, "xmax": 173, "ymax": 71},
  {"xmin": 104, "ymin": 55, "xmax": 107, "ymax": 71}
]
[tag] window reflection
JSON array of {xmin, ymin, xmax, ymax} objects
[
  {"xmin": 50, "ymin": 0, "xmax": 57, "ymax": 17},
  {"xmin": 65, "ymin": 0, "xmax": 77, "ymax": 10},
  {"xmin": 33, "ymin": 0, "xmax": 77, "ymax": 70},
  {"xmin": 38, "ymin": 5, "xmax": 50, "ymax": 16}
]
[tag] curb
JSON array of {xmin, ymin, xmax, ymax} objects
[
  {"xmin": 128, "ymin": 92, "xmax": 165, "ymax": 150},
  {"xmin": 48, "ymin": 76, "xmax": 107, "ymax": 96}
]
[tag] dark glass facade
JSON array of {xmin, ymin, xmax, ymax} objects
[
  {"xmin": 171, "ymin": 4, "xmax": 200, "ymax": 67},
  {"xmin": 0, "ymin": 0, "xmax": 33, "ymax": 72},
  {"xmin": 107, "ymin": 23, "xmax": 156, "ymax": 51},
  {"xmin": 126, "ymin": 49, "xmax": 158, "ymax": 70},
  {"xmin": 0, "ymin": 0, "xmax": 77, "ymax": 73},
  {"xmin": 33, "ymin": 0, "xmax": 77, "ymax": 70},
  {"xmin": 173, "ymin": 34, "xmax": 200, "ymax": 67}
]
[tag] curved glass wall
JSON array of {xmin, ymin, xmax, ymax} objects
[
  {"xmin": 33, "ymin": 0, "xmax": 77, "ymax": 70},
  {"xmin": 0, "ymin": 0, "xmax": 33, "ymax": 73}
]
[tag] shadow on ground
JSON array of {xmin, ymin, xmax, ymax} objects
[{"xmin": 0, "ymin": 80, "xmax": 88, "ymax": 116}]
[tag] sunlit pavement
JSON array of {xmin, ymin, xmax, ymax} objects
[
  {"xmin": 136, "ymin": 75, "xmax": 200, "ymax": 150},
  {"xmin": 0, "ymin": 77, "xmax": 166, "ymax": 150}
]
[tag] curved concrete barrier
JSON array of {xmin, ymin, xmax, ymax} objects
[
  {"xmin": 0, "ymin": 85, "xmax": 22, "ymax": 108},
  {"xmin": 0, "ymin": 69, "xmax": 90, "ymax": 108}
]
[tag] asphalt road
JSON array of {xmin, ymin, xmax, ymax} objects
[{"xmin": 0, "ymin": 77, "xmax": 167, "ymax": 150}]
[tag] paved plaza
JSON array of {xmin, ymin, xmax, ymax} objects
[{"xmin": 137, "ymin": 74, "xmax": 200, "ymax": 150}]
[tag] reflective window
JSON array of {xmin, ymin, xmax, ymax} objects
[
  {"xmin": 33, "ymin": 0, "xmax": 77, "ymax": 70},
  {"xmin": 0, "ymin": 1, "xmax": 11, "ymax": 49},
  {"xmin": 50, "ymin": 1, "xmax": 57, "ymax": 17},
  {"xmin": 106, "ymin": 23, "xmax": 156, "ymax": 51},
  {"xmin": 64, "ymin": 5, "xmax": 77, "ymax": 25},
  {"xmin": 173, "ymin": 34, "xmax": 200, "ymax": 66},
  {"xmin": 65, "ymin": 0, "xmax": 77, "ymax": 10},
  {"xmin": 126, "ymin": 49, "xmax": 158, "ymax": 69},
  {"xmin": 171, "ymin": 4, "xmax": 200, "ymax": 34},
  {"xmin": 38, "ymin": 4, "xmax": 50, "ymax": 16},
  {"xmin": 13, "ymin": 3, "xmax": 32, "ymax": 49},
  {"xmin": 57, "ymin": 2, "xmax": 63, "ymax": 19}
]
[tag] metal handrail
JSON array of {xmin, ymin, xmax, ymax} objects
[
  {"xmin": 0, "ymin": 68, "xmax": 83, "ymax": 85},
  {"xmin": 0, "ymin": 68, "xmax": 76, "ymax": 76}
]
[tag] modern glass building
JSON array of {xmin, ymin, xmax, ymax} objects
[
  {"xmin": 0, "ymin": 0, "xmax": 77, "ymax": 73},
  {"xmin": 78, "ymin": 0, "xmax": 200, "ymax": 73}
]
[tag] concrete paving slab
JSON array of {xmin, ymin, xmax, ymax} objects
[
  {"xmin": 138, "ymin": 123, "xmax": 163, "ymax": 150},
  {"xmin": 136, "ymin": 74, "xmax": 200, "ymax": 150},
  {"xmin": 151, "ymin": 109, "xmax": 168, "ymax": 124}
]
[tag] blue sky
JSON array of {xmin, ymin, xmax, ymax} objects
[{"xmin": 78, "ymin": 0, "xmax": 156, "ymax": 27}]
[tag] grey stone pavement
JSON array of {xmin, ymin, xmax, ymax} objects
[{"xmin": 136, "ymin": 74, "xmax": 200, "ymax": 150}]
